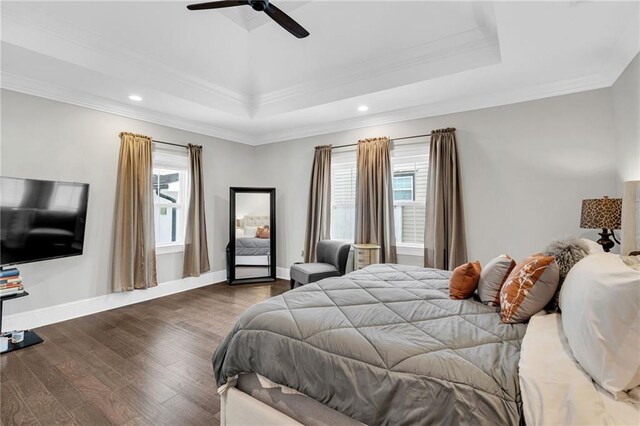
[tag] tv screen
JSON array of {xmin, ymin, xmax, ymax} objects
[{"xmin": 0, "ymin": 177, "xmax": 89, "ymax": 267}]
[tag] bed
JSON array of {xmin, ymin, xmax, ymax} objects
[
  {"xmin": 213, "ymin": 264, "xmax": 527, "ymax": 425},
  {"xmin": 520, "ymin": 313, "xmax": 640, "ymax": 425},
  {"xmin": 235, "ymin": 215, "xmax": 270, "ymax": 265},
  {"xmin": 235, "ymin": 237, "xmax": 270, "ymax": 256}
]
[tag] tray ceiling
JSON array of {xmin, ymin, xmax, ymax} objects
[{"xmin": 2, "ymin": 1, "xmax": 638, "ymax": 145}]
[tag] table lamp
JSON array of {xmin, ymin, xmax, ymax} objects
[{"xmin": 580, "ymin": 196, "xmax": 622, "ymax": 252}]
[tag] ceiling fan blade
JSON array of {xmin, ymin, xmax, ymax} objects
[
  {"xmin": 264, "ymin": 3, "xmax": 309, "ymax": 38},
  {"xmin": 187, "ymin": 0, "xmax": 248, "ymax": 11}
]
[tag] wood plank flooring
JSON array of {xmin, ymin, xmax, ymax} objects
[{"xmin": 0, "ymin": 280, "xmax": 290, "ymax": 426}]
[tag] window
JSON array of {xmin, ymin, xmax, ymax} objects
[
  {"xmin": 330, "ymin": 151, "xmax": 357, "ymax": 241},
  {"xmin": 152, "ymin": 148, "xmax": 189, "ymax": 248},
  {"xmin": 392, "ymin": 146, "xmax": 428, "ymax": 246},
  {"xmin": 393, "ymin": 173, "xmax": 415, "ymax": 201},
  {"xmin": 329, "ymin": 140, "xmax": 429, "ymax": 250}
]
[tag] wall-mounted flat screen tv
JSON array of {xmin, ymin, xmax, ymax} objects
[{"xmin": 0, "ymin": 177, "xmax": 89, "ymax": 267}]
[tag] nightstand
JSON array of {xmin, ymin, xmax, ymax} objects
[{"xmin": 353, "ymin": 244, "xmax": 381, "ymax": 270}]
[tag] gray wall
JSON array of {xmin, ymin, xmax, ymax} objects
[
  {"xmin": 612, "ymin": 53, "xmax": 640, "ymax": 193},
  {"xmin": 2, "ymin": 79, "xmax": 631, "ymax": 316},
  {"xmin": 1, "ymin": 90, "xmax": 253, "ymax": 315},
  {"xmin": 253, "ymin": 89, "xmax": 618, "ymax": 268}
]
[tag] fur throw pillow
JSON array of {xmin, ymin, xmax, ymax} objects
[{"xmin": 542, "ymin": 237, "xmax": 589, "ymax": 312}]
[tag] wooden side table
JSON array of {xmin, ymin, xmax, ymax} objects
[{"xmin": 353, "ymin": 244, "xmax": 381, "ymax": 270}]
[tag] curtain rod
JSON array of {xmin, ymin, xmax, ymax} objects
[
  {"xmin": 331, "ymin": 133, "xmax": 431, "ymax": 150},
  {"xmin": 153, "ymin": 139, "xmax": 189, "ymax": 148}
]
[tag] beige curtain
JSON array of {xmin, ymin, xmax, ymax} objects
[
  {"xmin": 424, "ymin": 128, "xmax": 467, "ymax": 270},
  {"xmin": 111, "ymin": 132, "xmax": 157, "ymax": 292},
  {"xmin": 183, "ymin": 144, "xmax": 211, "ymax": 277},
  {"xmin": 304, "ymin": 145, "xmax": 332, "ymax": 262},
  {"xmin": 355, "ymin": 137, "xmax": 397, "ymax": 263}
]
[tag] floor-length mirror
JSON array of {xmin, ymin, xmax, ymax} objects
[{"xmin": 228, "ymin": 187, "xmax": 276, "ymax": 284}]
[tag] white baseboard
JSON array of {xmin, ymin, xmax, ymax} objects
[
  {"xmin": 4, "ymin": 267, "xmax": 293, "ymax": 331},
  {"xmin": 3, "ymin": 270, "xmax": 227, "ymax": 331},
  {"xmin": 276, "ymin": 267, "xmax": 290, "ymax": 281}
]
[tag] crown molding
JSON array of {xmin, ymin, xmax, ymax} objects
[
  {"xmin": 1, "ymin": 72, "xmax": 254, "ymax": 145},
  {"xmin": 254, "ymin": 27, "xmax": 501, "ymax": 116},
  {"xmin": 1, "ymin": 3, "xmax": 250, "ymax": 114},
  {"xmin": 251, "ymin": 73, "xmax": 611, "ymax": 145},
  {"xmin": 2, "ymin": 67, "xmax": 620, "ymax": 148},
  {"xmin": 3, "ymin": 70, "xmax": 615, "ymax": 147}
]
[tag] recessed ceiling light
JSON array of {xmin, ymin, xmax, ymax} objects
[
  {"xmin": 129, "ymin": 95, "xmax": 143, "ymax": 102},
  {"xmin": 357, "ymin": 105, "xmax": 369, "ymax": 112}
]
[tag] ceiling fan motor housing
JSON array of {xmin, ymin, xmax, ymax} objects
[{"xmin": 249, "ymin": 0, "xmax": 268, "ymax": 12}]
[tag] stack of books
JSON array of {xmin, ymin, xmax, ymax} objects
[{"xmin": 0, "ymin": 268, "xmax": 24, "ymax": 297}]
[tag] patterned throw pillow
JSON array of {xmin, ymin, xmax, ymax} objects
[
  {"xmin": 477, "ymin": 255, "xmax": 516, "ymax": 306},
  {"xmin": 500, "ymin": 254, "xmax": 560, "ymax": 324},
  {"xmin": 449, "ymin": 261, "xmax": 482, "ymax": 300}
]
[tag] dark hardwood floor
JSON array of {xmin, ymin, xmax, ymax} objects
[{"xmin": 0, "ymin": 280, "xmax": 290, "ymax": 426}]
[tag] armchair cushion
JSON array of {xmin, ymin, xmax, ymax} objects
[{"xmin": 290, "ymin": 263, "xmax": 340, "ymax": 285}]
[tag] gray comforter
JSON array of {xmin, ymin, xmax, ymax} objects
[
  {"xmin": 235, "ymin": 237, "xmax": 270, "ymax": 256},
  {"xmin": 213, "ymin": 264, "xmax": 527, "ymax": 425}
]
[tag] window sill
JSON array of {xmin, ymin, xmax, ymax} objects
[
  {"xmin": 156, "ymin": 244, "xmax": 184, "ymax": 255},
  {"xmin": 396, "ymin": 244, "xmax": 424, "ymax": 257}
]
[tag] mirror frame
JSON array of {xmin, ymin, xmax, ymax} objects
[{"xmin": 228, "ymin": 187, "xmax": 276, "ymax": 285}]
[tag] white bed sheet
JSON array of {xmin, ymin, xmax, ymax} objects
[{"xmin": 520, "ymin": 314, "xmax": 640, "ymax": 425}]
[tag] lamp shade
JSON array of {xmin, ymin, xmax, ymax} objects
[{"xmin": 580, "ymin": 197, "xmax": 622, "ymax": 230}]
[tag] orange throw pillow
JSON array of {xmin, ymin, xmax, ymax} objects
[
  {"xmin": 500, "ymin": 254, "xmax": 559, "ymax": 324},
  {"xmin": 449, "ymin": 261, "xmax": 482, "ymax": 300},
  {"xmin": 256, "ymin": 226, "xmax": 270, "ymax": 239}
]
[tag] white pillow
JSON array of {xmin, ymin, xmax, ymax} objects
[
  {"xmin": 560, "ymin": 253, "xmax": 640, "ymax": 399},
  {"xmin": 244, "ymin": 226, "xmax": 258, "ymax": 238},
  {"xmin": 580, "ymin": 238, "xmax": 605, "ymax": 255}
]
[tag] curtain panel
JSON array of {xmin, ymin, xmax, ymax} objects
[
  {"xmin": 304, "ymin": 145, "xmax": 332, "ymax": 262},
  {"xmin": 111, "ymin": 132, "xmax": 158, "ymax": 292},
  {"xmin": 355, "ymin": 137, "xmax": 397, "ymax": 263},
  {"xmin": 183, "ymin": 144, "xmax": 211, "ymax": 277},
  {"xmin": 424, "ymin": 128, "xmax": 467, "ymax": 270}
]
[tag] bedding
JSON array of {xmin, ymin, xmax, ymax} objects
[
  {"xmin": 500, "ymin": 254, "xmax": 559, "ymax": 324},
  {"xmin": 541, "ymin": 237, "xmax": 588, "ymax": 312},
  {"xmin": 477, "ymin": 254, "xmax": 515, "ymax": 306},
  {"xmin": 235, "ymin": 236, "xmax": 270, "ymax": 256},
  {"xmin": 244, "ymin": 225, "xmax": 258, "ymax": 237},
  {"xmin": 235, "ymin": 373, "xmax": 363, "ymax": 426},
  {"xmin": 520, "ymin": 314, "xmax": 640, "ymax": 425},
  {"xmin": 448, "ymin": 261, "xmax": 481, "ymax": 299},
  {"xmin": 560, "ymin": 253, "xmax": 640, "ymax": 400},
  {"xmin": 213, "ymin": 264, "xmax": 527, "ymax": 425}
]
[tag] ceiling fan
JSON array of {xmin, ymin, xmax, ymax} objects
[{"xmin": 187, "ymin": 0, "xmax": 310, "ymax": 39}]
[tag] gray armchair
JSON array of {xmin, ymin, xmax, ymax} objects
[{"xmin": 290, "ymin": 240, "xmax": 351, "ymax": 289}]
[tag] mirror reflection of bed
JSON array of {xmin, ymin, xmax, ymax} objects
[
  {"xmin": 235, "ymin": 214, "xmax": 270, "ymax": 279},
  {"xmin": 234, "ymin": 192, "xmax": 271, "ymax": 280}
]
